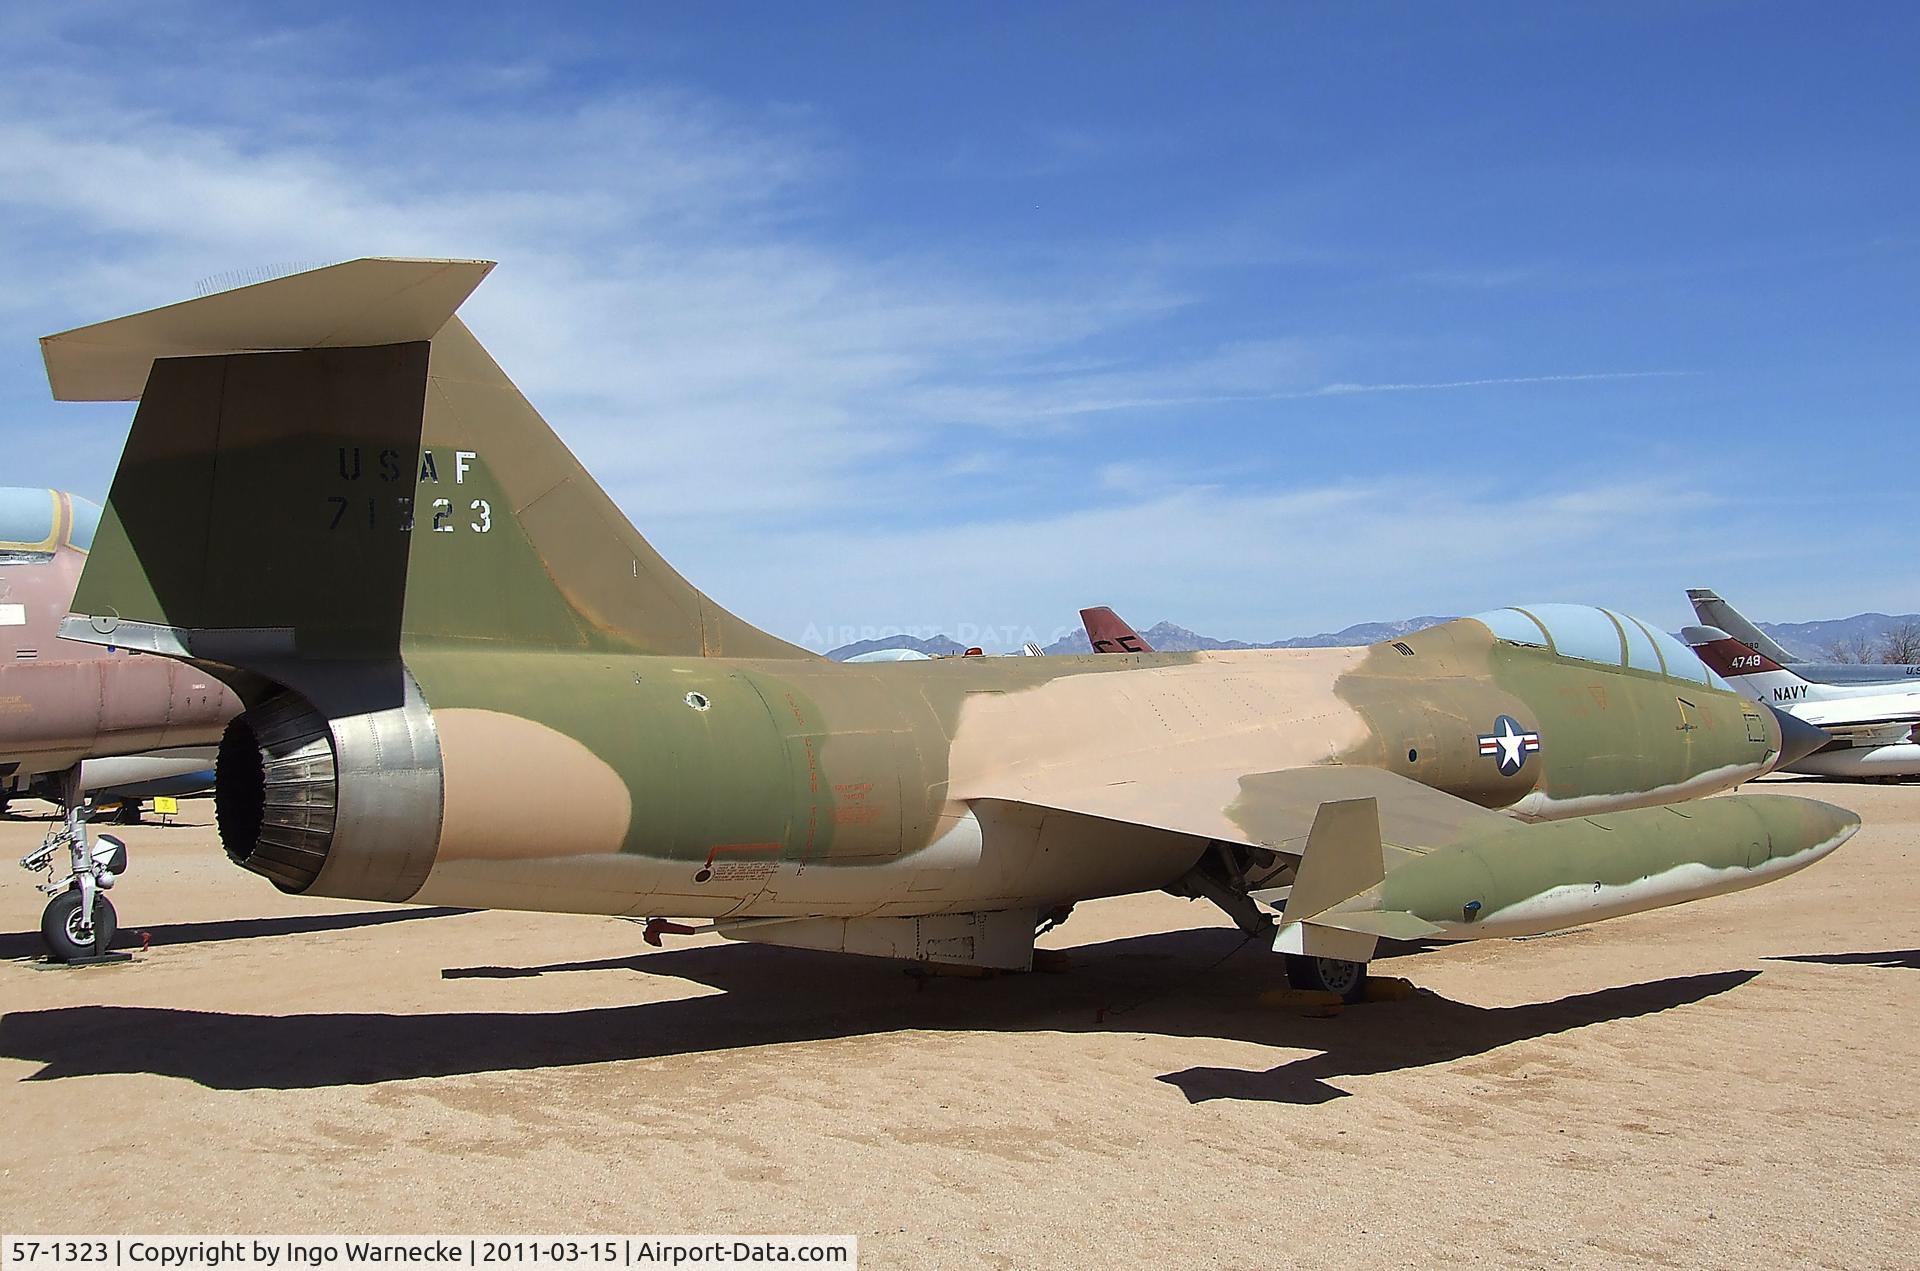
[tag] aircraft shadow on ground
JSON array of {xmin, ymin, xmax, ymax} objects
[
  {"xmin": 1157, "ymin": 969, "xmax": 1757, "ymax": 1104},
  {"xmin": 0, "ymin": 907, "xmax": 475, "ymax": 961},
  {"xmin": 1769, "ymin": 948, "xmax": 1920, "ymax": 971},
  {"xmin": 0, "ymin": 927, "xmax": 1758, "ymax": 1103}
]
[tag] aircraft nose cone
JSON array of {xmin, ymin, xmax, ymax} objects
[{"xmin": 1769, "ymin": 704, "xmax": 1831, "ymax": 769}]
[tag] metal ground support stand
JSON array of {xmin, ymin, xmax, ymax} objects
[{"xmin": 16, "ymin": 764, "xmax": 129, "ymax": 963}]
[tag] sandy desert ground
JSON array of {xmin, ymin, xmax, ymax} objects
[{"xmin": 0, "ymin": 779, "xmax": 1913, "ymax": 1269}]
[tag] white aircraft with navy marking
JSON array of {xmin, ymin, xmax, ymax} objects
[{"xmin": 1684, "ymin": 588, "xmax": 1920, "ymax": 780}]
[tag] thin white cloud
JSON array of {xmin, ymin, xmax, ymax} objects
[
  {"xmin": 1303, "ymin": 370, "xmax": 1695, "ymax": 397},
  {"xmin": 901, "ymin": 367, "xmax": 1696, "ymax": 427},
  {"xmin": 1409, "ymin": 265, "xmax": 1542, "ymax": 290}
]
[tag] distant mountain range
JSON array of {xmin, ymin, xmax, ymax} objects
[
  {"xmin": 1035, "ymin": 616, "xmax": 1457, "ymax": 655},
  {"xmin": 825, "ymin": 633, "xmax": 971, "ymax": 660},
  {"xmin": 1752, "ymin": 613, "xmax": 1920, "ymax": 660},
  {"xmin": 825, "ymin": 611, "xmax": 1920, "ymax": 661},
  {"xmin": 824, "ymin": 616, "xmax": 1459, "ymax": 659}
]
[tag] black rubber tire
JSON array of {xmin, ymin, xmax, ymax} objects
[
  {"xmin": 113, "ymin": 801, "xmax": 144, "ymax": 825},
  {"xmin": 1284, "ymin": 953, "xmax": 1368, "ymax": 1003},
  {"xmin": 41, "ymin": 890, "xmax": 117, "ymax": 962}
]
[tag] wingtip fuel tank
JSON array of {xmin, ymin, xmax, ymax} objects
[{"xmin": 1292, "ymin": 794, "xmax": 1859, "ymax": 945}]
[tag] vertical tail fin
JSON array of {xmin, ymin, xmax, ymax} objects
[
  {"xmin": 1272, "ymin": 797, "xmax": 1390, "ymax": 962},
  {"xmin": 1081, "ymin": 605, "xmax": 1154, "ymax": 654},
  {"xmin": 1685, "ymin": 589, "xmax": 1799, "ymax": 665},
  {"xmin": 46, "ymin": 258, "xmax": 813, "ymax": 671}
]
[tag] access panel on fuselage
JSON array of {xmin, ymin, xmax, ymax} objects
[{"xmin": 743, "ymin": 668, "xmax": 929, "ymax": 868}]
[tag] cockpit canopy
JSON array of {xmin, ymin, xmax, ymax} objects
[
  {"xmin": 1469, "ymin": 603, "xmax": 1733, "ymax": 690},
  {"xmin": 0, "ymin": 488, "xmax": 101, "ymax": 563}
]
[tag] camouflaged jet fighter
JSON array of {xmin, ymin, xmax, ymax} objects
[{"xmin": 35, "ymin": 258, "xmax": 1851, "ymax": 999}]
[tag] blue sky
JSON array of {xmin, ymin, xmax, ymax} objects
[{"xmin": 1, "ymin": 3, "xmax": 1914, "ymax": 648}]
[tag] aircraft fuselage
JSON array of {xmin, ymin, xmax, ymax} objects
[{"xmin": 219, "ymin": 614, "xmax": 1786, "ymax": 920}]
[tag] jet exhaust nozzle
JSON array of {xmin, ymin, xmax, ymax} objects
[
  {"xmin": 1767, "ymin": 705, "xmax": 1833, "ymax": 770},
  {"xmin": 216, "ymin": 694, "xmax": 339, "ymax": 891},
  {"xmin": 215, "ymin": 685, "xmax": 444, "ymax": 901}
]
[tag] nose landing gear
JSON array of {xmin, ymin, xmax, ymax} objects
[
  {"xmin": 16, "ymin": 766, "xmax": 131, "ymax": 964},
  {"xmin": 40, "ymin": 887, "xmax": 119, "ymax": 962}
]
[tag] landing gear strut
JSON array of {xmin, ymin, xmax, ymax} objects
[{"xmin": 16, "ymin": 766, "xmax": 128, "ymax": 962}]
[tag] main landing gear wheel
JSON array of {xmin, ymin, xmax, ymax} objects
[
  {"xmin": 41, "ymin": 889, "xmax": 117, "ymax": 963},
  {"xmin": 1285, "ymin": 953, "xmax": 1367, "ymax": 1003}
]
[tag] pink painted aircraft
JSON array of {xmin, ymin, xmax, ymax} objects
[{"xmin": 3, "ymin": 487, "xmax": 240, "ymax": 957}]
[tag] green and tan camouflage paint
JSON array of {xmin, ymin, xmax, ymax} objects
[{"xmin": 46, "ymin": 260, "xmax": 1845, "ymax": 940}]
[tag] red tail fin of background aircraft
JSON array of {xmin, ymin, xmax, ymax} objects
[
  {"xmin": 1081, "ymin": 606, "xmax": 1153, "ymax": 654},
  {"xmin": 1681, "ymin": 625, "xmax": 1789, "ymax": 679}
]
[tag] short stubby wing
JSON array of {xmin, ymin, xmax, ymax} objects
[{"xmin": 968, "ymin": 761, "xmax": 1513, "ymax": 862}]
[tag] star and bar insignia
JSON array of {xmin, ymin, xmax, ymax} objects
[{"xmin": 1479, "ymin": 714, "xmax": 1542, "ymax": 775}]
